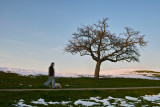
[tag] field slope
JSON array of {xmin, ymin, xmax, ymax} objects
[
  {"xmin": 1, "ymin": 71, "xmax": 160, "ymax": 89},
  {"xmin": 1, "ymin": 71, "xmax": 160, "ymax": 106}
]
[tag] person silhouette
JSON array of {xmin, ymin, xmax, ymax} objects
[{"xmin": 44, "ymin": 62, "xmax": 55, "ymax": 88}]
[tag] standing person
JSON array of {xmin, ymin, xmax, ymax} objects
[{"xmin": 44, "ymin": 62, "xmax": 55, "ymax": 88}]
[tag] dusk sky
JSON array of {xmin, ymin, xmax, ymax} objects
[{"xmin": 0, "ymin": 0, "xmax": 160, "ymax": 74}]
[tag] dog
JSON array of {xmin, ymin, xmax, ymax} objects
[{"xmin": 55, "ymin": 83, "xmax": 62, "ymax": 88}]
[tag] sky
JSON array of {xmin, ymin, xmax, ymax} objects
[{"xmin": 0, "ymin": 0, "xmax": 160, "ymax": 74}]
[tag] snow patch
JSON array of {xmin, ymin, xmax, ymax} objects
[
  {"xmin": 142, "ymin": 94, "xmax": 160, "ymax": 101},
  {"xmin": 29, "ymin": 84, "xmax": 32, "ymax": 87},
  {"xmin": 31, "ymin": 98, "xmax": 48, "ymax": 105},
  {"xmin": 13, "ymin": 93, "xmax": 160, "ymax": 106},
  {"xmin": 1, "ymin": 66, "xmax": 160, "ymax": 80},
  {"xmin": 13, "ymin": 99, "xmax": 36, "ymax": 107},
  {"xmin": 125, "ymin": 96, "xmax": 139, "ymax": 101},
  {"xmin": 74, "ymin": 99, "xmax": 100, "ymax": 106},
  {"xmin": 31, "ymin": 98, "xmax": 71, "ymax": 105},
  {"xmin": 89, "ymin": 97, "xmax": 110, "ymax": 106}
]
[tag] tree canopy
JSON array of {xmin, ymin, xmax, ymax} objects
[{"xmin": 65, "ymin": 18, "xmax": 147, "ymax": 78}]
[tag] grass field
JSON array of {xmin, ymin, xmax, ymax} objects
[
  {"xmin": 1, "ymin": 71, "xmax": 160, "ymax": 89},
  {"xmin": 1, "ymin": 71, "xmax": 160, "ymax": 106},
  {"xmin": 1, "ymin": 89, "xmax": 160, "ymax": 106}
]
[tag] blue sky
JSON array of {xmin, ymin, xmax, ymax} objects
[{"xmin": 0, "ymin": 0, "xmax": 160, "ymax": 74}]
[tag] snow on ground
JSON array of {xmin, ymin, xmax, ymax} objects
[
  {"xmin": 125, "ymin": 96, "xmax": 139, "ymax": 101},
  {"xmin": 1, "ymin": 66, "xmax": 160, "ymax": 80},
  {"xmin": 13, "ymin": 99, "xmax": 35, "ymax": 107},
  {"xmin": 29, "ymin": 84, "xmax": 32, "ymax": 87},
  {"xmin": 100, "ymin": 69, "xmax": 160, "ymax": 80},
  {"xmin": 31, "ymin": 98, "xmax": 71, "ymax": 106},
  {"xmin": 74, "ymin": 99, "xmax": 100, "ymax": 106},
  {"xmin": 0, "ymin": 67, "xmax": 80, "ymax": 77},
  {"xmin": 31, "ymin": 98, "xmax": 48, "ymax": 106},
  {"xmin": 142, "ymin": 93, "xmax": 160, "ymax": 102},
  {"xmin": 0, "ymin": 67, "xmax": 47, "ymax": 76},
  {"xmin": 13, "ymin": 93, "xmax": 160, "ymax": 107}
]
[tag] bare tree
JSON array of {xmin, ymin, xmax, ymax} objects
[{"xmin": 64, "ymin": 18, "xmax": 147, "ymax": 79}]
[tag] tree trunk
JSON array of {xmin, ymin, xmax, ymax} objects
[{"xmin": 94, "ymin": 61, "xmax": 101, "ymax": 79}]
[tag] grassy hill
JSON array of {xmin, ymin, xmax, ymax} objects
[
  {"xmin": 1, "ymin": 71, "xmax": 160, "ymax": 106},
  {"xmin": 1, "ymin": 71, "xmax": 160, "ymax": 89}
]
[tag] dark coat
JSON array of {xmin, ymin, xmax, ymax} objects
[{"xmin": 49, "ymin": 66, "xmax": 54, "ymax": 76}]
